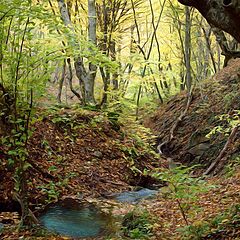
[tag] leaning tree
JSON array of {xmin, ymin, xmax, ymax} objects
[{"xmin": 178, "ymin": 0, "xmax": 240, "ymax": 43}]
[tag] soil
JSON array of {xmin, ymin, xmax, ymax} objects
[
  {"xmin": 0, "ymin": 109, "xmax": 161, "ymax": 206},
  {"xmin": 145, "ymin": 58, "xmax": 240, "ymax": 174},
  {"xmin": 0, "ymin": 107, "xmax": 163, "ymax": 239}
]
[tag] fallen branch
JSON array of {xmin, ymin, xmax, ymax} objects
[
  {"xmin": 204, "ymin": 125, "xmax": 239, "ymax": 176},
  {"xmin": 169, "ymin": 94, "xmax": 192, "ymax": 141},
  {"xmin": 100, "ymin": 179, "xmax": 127, "ymax": 186}
]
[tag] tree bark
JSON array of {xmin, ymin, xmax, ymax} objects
[
  {"xmin": 86, "ymin": 0, "xmax": 97, "ymax": 104},
  {"xmin": 58, "ymin": 0, "xmax": 97, "ymax": 105},
  {"xmin": 184, "ymin": 6, "xmax": 192, "ymax": 93},
  {"xmin": 57, "ymin": 60, "xmax": 66, "ymax": 103},
  {"xmin": 178, "ymin": 0, "xmax": 240, "ymax": 43}
]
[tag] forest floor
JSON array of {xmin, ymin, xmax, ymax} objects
[{"xmin": 0, "ymin": 59, "xmax": 240, "ymax": 239}]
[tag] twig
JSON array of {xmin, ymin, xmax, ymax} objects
[{"xmin": 100, "ymin": 179, "xmax": 127, "ymax": 186}]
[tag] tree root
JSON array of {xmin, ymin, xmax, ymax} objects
[{"xmin": 13, "ymin": 193, "xmax": 39, "ymax": 226}]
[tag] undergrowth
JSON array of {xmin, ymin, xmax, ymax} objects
[
  {"xmin": 180, "ymin": 204, "xmax": 240, "ymax": 239},
  {"xmin": 122, "ymin": 208, "xmax": 154, "ymax": 239}
]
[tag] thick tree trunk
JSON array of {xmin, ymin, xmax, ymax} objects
[{"xmin": 178, "ymin": 0, "xmax": 240, "ymax": 43}]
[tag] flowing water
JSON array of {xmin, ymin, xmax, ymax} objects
[{"xmin": 113, "ymin": 188, "xmax": 158, "ymax": 203}]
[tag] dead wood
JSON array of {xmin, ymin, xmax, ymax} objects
[
  {"xmin": 169, "ymin": 94, "xmax": 192, "ymax": 141},
  {"xmin": 204, "ymin": 125, "xmax": 239, "ymax": 176}
]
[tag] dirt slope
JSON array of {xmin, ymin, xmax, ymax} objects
[
  {"xmin": 0, "ymin": 109, "xmax": 158, "ymax": 209},
  {"xmin": 145, "ymin": 59, "xmax": 240, "ymax": 174}
]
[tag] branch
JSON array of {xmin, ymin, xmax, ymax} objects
[
  {"xmin": 157, "ymin": 93, "xmax": 192, "ymax": 155},
  {"xmin": 204, "ymin": 125, "xmax": 239, "ymax": 175}
]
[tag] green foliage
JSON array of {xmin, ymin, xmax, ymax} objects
[
  {"xmin": 179, "ymin": 221, "xmax": 210, "ymax": 240},
  {"xmin": 224, "ymin": 156, "xmax": 240, "ymax": 177},
  {"xmin": 152, "ymin": 165, "xmax": 214, "ymax": 225},
  {"xmin": 122, "ymin": 209, "xmax": 153, "ymax": 239},
  {"xmin": 206, "ymin": 110, "xmax": 240, "ymax": 138},
  {"xmin": 38, "ymin": 181, "xmax": 60, "ymax": 203},
  {"xmin": 223, "ymin": 88, "xmax": 239, "ymax": 109},
  {"xmin": 180, "ymin": 204, "xmax": 240, "ymax": 239}
]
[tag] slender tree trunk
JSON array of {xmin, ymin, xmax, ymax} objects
[
  {"xmin": 184, "ymin": 6, "xmax": 192, "ymax": 93},
  {"xmin": 57, "ymin": 60, "xmax": 66, "ymax": 103},
  {"xmin": 66, "ymin": 58, "xmax": 81, "ymax": 100},
  {"xmin": 86, "ymin": 0, "xmax": 97, "ymax": 104},
  {"xmin": 111, "ymin": 41, "xmax": 119, "ymax": 90},
  {"xmin": 202, "ymin": 27, "xmax": 217, "ymax": 74}
]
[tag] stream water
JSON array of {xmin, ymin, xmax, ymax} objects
[
  {"xmin": 40, "ymin": 203, "xmax": 113, "ymax": 238},
  {"xmin": 113, "ymin": 188, "xmax": 158, "ymax": 203},
  {"xmin": 40, "ymin": 188, "xmax": 158, "ymax": 238}
]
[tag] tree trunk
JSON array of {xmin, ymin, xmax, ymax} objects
[
  {"xmin": 184, "ymin": 6, "xmax": 192, "ymax": 93},
  {"xmin": 178, "ymin": 0, "xmax": 240, "ymax": 43},
  {"xmin": 57, "ymin": 60, "xmax": 66, "ymax": 103},
  {"xmin": 83, "ymin": 0, "xmax": 97, "ymax": 104},
  {"xmin": 58, "ymin": 0, "xmax": 97, "ymax": 105}
]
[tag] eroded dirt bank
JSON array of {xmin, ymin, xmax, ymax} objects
[{"xmin": 145, "ymin": 59, "xmax": 240, "ymax": 174}]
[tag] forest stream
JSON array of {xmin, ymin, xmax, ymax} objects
[{"xmin": 39, "ymin": 188, "xmax": 159, "ymax": 238}]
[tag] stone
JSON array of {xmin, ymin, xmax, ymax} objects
[
  {"xmin": 188, "ymin": 143, "xmax": 210, "ymax": 156},
  {"xmin": 92, "ymin": 151, "xmax": 103, "ymax": 159}
]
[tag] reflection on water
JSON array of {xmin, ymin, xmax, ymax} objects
[{"xmin": 40, "ymin": 203, "xmax": 112, "ymax": 238}]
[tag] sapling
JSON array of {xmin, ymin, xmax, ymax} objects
[{"xmin": 152, "ymin": 165, "xmax": 214, "ymax": 226}]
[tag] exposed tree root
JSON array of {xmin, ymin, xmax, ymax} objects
[
  {"xmin": 157, "ymin": 93, "xmax": 193, "ymax": 155},
  {"xmin": 13, "ymin": 193, "xmax": 39, "ymax": 226},
  {"xmin": 204, "ymin": 125, "xmax": 239, "ymax": 176}
]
